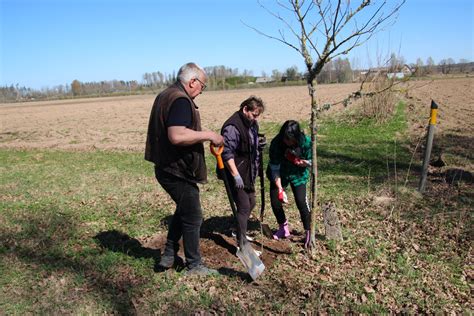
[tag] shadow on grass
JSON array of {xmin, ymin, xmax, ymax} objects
[
  {"xmin": 202, "ymin": 215, "xmax": 295, "ymax": 256},
  {"xmin": 94, "ymin": 230, "xmax": 182, "ymax": 273},
  {"xmin": 318, "ymin": 146, "xmax": 416, "ymax": 184},
  {"xmin": 94, "ymin": 230, "xmax": 161, "ymax": 260},
  {"xmin": 1, "ymin": 209, "xmax": 139, "ymax": 314},
  {"xmin": 217, "ymin": 267, "xmax": 253, "ymax": 282},
  {"xmin": 321, "ymin": 131, "xmax": 474, "ymax": 188},
  {"xmin": 434, "ymin": 132, "xmax": 474, "ymax": 160},
  {"xmin": 201, "ymin": 214, "xmax": 235, "ymax": 235}
]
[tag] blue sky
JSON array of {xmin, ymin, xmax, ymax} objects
[{"xmin": 1, "ymin": 0, "xmax": 473, "ymax": 90}]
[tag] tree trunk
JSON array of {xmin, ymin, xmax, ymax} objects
[{"xmin": 308, "ymin": 78, "xmax": 319, "ymax": 253}]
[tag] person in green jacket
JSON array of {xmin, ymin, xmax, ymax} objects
[{"xmin": 266, "ymin": 120, "xmax": 312, "ymax": 248}]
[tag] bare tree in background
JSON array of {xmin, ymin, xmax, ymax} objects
[
  {"xmin": 245, "ymin": 0, "xmax": 405, "ymax": 253},
  {"xmin": 458, "ymin": 58, "xmax": 470, "ymax": 73},
  {"xmin": 426, "ymin": 56, "xmax": 435, "ymax": 74},
  {"xmin": 414, "ymin": 58, "xmax": 424, "ymax": 76}
]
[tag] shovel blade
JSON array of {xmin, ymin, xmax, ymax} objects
[{"xmin": 236, "ymin": 244, "xmax": 265, "ymax": 280}]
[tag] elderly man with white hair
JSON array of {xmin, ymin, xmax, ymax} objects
[{"xmin": 145, "ymin": 62, "xmax": 223, "ymax": 276}]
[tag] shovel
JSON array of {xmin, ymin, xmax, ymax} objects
[
  {"xmin": 210, "ymin": 144, "xmax": 265, "ymax": 281},
  {"xmin": 257, "ymin": 134, "xmax": 273, "ymax": 238}
]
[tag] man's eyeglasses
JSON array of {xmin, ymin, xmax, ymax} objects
[
  {"xmin": 250, "ymin": 111, "xmax": 261, "ymax": 119},
  {"xmin": 194, "ymin": 78, "xmax": 207, "ymax": 91}
]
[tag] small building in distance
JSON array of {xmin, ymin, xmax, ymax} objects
[
  {"xmin": 255, "ymin": 77, "xmax": 275, "ymax": 84},
  {"xmin": 387, "ymin": 65, "xmax": 413, "ymax": 79},
  {"xmin": 358, "ymin": 64, "xmax": 413, "ymax": 81}
]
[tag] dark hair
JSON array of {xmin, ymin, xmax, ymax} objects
[
  {"xmin": 278, "ymin": 120, "xmax": 304, "ymax": 146},
  {"xmin": 239, "ymin": 96, "xmax": 265, "ymax": 112}
]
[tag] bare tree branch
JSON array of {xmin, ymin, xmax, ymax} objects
[
  {"xmin": 292, "ymin": 0, "xmax": 320, "ymax": 62},
  {"xmin": 241, "ymin": 19, "xmax": 303, "ymax": 55},
  {"xmin": 332, "ymin": 0, "xmax": 341, "ymax": 42},
  {"xmin": 245, "ymin": 0, "xmax": 406, "ymax": 254},
  {"xmin": 329, "ymin": 78, "xmax": 406, "ymax": 109},
  {"xmin": 253, "ymin": 0, "xmax": 303, "ymax": 51},
  {"xmin": 334, "ymin": 1, "xmax": 350, "ymax": 33},
  {"xmin": 315, "ymin": 1, "xmax": 331, "ymax": 40}
]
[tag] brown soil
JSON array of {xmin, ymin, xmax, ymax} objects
[
  {"xmin": 403, "ymin": 77, "xmax": 474, "ymax": 173},
  {"xmin": 0, "ymin": 83, "xmax": 360, "ymax": 151},
  {"xmin": 405, "ymin": 77, "xmax": 474, "ymax": 135},
  {"xmin": 139, "ymin": 226, "xmax": 298, "ymax": 279},
  {"xmin": 2, "ymin": 78, "xmax": 471, "ymax": 154}
]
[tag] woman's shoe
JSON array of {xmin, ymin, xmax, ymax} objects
[
  {"xmin": 273, "ymin": 220, "xmax": 290, "ymax": 240},
  {"xmin": 304, "ymin": 230, "xmax": 311, "ymax": 248}
]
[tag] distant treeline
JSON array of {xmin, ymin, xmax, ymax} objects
[{"xmin": 1, "ymin": 57, "xmax": 472, "ymax": 103}]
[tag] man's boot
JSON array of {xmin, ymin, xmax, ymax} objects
[{"xmin": 273, "ymin": 220, "xmax": 290, "ymax": 240}]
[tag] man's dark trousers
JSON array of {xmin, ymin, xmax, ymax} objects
[{"xmin": 155, "ymin": 168, "xmax": 203, "ymax": 268}]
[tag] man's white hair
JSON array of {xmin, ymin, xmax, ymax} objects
[{"xmin": 177, "ymin": 62, "xmax": 206, "ymax": 83}]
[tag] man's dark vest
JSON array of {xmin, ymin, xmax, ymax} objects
[
  {"xmin": 145, "ymin": 82, "xmax": 207, "ymax": 183},
  {"xmin": 221, "ymin": 111, "xmax": 258, "ymax": 190}
]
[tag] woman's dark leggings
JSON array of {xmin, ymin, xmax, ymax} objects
[
  {"xmin": 231, "ymin": 186, "xmax": 256, "ymax": 247},
  {"xmin": 270, "ymin": 181, "xmax": 311, "ymax": 231}
]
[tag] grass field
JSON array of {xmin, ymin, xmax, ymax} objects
[{"xmin": 1, "ymin": 86, "xmax": 472, "ymax": 313}]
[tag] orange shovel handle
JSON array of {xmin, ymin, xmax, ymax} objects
[{"xmin": 210, "ymin": 144, "xmax": 225, "ymax": 170}]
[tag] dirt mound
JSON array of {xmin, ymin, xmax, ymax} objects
[
  {"xmin": 141, "ymin": 230, "xmax": 295, "ymax": 278},
  {"xmin": 94, "ymin": 223, "xmax": 300, "ymax": 281}
]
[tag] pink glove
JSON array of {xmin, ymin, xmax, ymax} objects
[{"xmin": 278, "ymin": 188, "xmax": 288, "ymax": 204}]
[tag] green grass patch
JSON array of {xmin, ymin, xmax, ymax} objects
[
  {"xmin": 317, "ymin": 102, "xmax": 409, "ymax": 197},
  {"xmin": 258, "ymin": 102, "xmax": 410, "ymax": 200}
]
